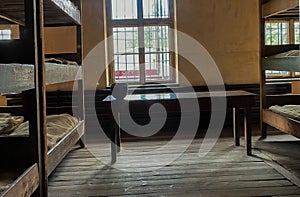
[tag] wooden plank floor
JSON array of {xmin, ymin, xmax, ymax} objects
[
  {"xmin": 49, "ymin": 137, "xmax": 300, "ymax": 197},
  {"xmin": 255, "ymin": 134, "xmax": 300, "ymax": 182}
]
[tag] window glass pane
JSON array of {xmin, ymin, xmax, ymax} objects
[
  {"xmin": 113, "ymin": 27, "xmax": 140, "ymax": 82},
  {"xmin": 113, "ymin": 27, "xmax": 139, "ymax": 54},
  {"xmin": 143, "ymin": 0, "xmax": 169, "ymax": 19},
  {"xmin": 145, "ymin": 53, "xmax": 170, "ymax": 81},
  {"xmin": 144, "ymin": 26, "xmax": 171, "ymax": 81},
  {"xmin": 0, "ymin": 29, "xmax": 11, "ymax": 40},
  {"xmin": 265, "ymin": 21, "xmax": 289, "ymax": 45},
  {"xmin": 114, "ymin": 54, "xmax": 140, "ymax": 82},
  {"xmin": 295, "ymin": 22, "xmax": 299, "ymax": 44},
  {"xmin": 144, "ymin": 26, "xmax": 169, "ymax": 53},
  {"xmin": 2, "ymin": 30, "xmax": 10, "ymax": 35},
  {"xmin": 112, "ymin": 0, "xmax": 138, "ymax": 20}
]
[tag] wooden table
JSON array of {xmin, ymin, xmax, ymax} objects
[{"xmin": 103, "ymin": 90, "xmax": 256, "ymax": 163}]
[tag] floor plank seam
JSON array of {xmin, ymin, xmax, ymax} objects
[{"xmin": 256, "ymin": 149, "xmax": 300, "ymax": 189}]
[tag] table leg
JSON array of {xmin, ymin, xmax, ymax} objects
[
  {"xmin": 233, "ymin": 107, "xmax": 240, "ymax": 146},
  {"xmin": 117, "ymin": 112, "xmax": 121, "ymax": 153},
  {"xmin": 111, "ymin": 122, "xmax": 117, "ymax": 164},
  {"xmin": 244, "ymin": 107, "xmax": 252, "ymax": 155}
]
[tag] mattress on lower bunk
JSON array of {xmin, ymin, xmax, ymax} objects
[
  {"xmin": 0, "ymin": 113, "xmax": 78, "ymax": 149},
  {"xmin": 269, "ymin": 105, "xmax": 300, "ymax": 121}
]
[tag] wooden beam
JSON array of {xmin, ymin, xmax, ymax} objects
[{"xmin": 262, "ymin": 0, "xmax": 299, "ymax": 18}]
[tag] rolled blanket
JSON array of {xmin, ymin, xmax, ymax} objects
[
  {"xmin": 0, "ymin": 114, "xmax": 24, "ymax": 135},
  {"xmin": 12, "ymin": 114, "xmax": 78, "ymax": 149}
]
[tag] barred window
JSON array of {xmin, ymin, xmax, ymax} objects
[
  {"xmin": 265, "ymin": 21, "xmax": 289, "ymax": 45},
  {"xmin": 107, "ymin": 0, "xmax": 176, "ymax": 84}
]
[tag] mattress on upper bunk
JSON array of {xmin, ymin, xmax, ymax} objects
[
  {"xmin": 269, "ymin": 105, "xmax": 300, "ymax": 121},
  {"xmin": 271, "ymin": 50, "xmax": 300, "ymax": 58},
  {"xmin": 0, "ymin": 113, "xmax": 78, "ymax": 150},
  {"xmin": 262, "ymin": 50, "xmax": 300, "ymax": 72},
  {"xmin": 0, "ymin": 0, "xmax": 81, "ymax": 25},
  {"xmin": 0, "ymin": 62, "xmax": 82, "ymax": 95}
]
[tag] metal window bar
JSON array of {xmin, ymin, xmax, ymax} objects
[
  {"xmin": 125, "ymin": 28, "xmax": 129, "ymax": 80},
  {"xmin": 295, "ymin": 22, "xmax": 299, "ymax": 44}
]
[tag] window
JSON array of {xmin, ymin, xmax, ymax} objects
[
  {"xmin": 265, "ymin": 21, "xmax": 289, "ymax": 45},
  {"xmin": 107, "ymin": 0, "xmax": 176, "ymax": 84},
  {"xmin": 295, "ymin": 21, "xmax": 299, "ymax": 44},
  {"xmin": 0, "ymin": 29, "xmax": 11, "ymax": 40}
]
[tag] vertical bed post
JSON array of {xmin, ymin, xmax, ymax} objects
[
  {"xmin": 76, "ymin": 0, "xmax": 85, "ymax": 147},
  {"xmin": 32, "ymin": 0, "xmax": 48, "ymax": 195},
  {"xmin": 260, "ymin": 0, "xmax": 267, "ymax": 139}
]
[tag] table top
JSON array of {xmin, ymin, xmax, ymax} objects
[{"xmin": 103, "ymin": 90, "xmax": 256, "ymax": 102}]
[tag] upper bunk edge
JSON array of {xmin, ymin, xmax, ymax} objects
[{"xmin": 0, "ymin": 0, "xmax": 81, "ymax": 26}]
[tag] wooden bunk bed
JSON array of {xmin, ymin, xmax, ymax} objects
[
  {"xmin": 261, "ymin": 47, "xmax": 300, "ymax": 139},
  {"xmin": 260, "ymin": 0, "xmax": 300, "ymax": 140},
  {"xmin": 0, "ymin": 0, "xmax": 84, "ymax": 196}
]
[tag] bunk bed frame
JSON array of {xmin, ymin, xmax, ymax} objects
[
  {"xmin": 0, "ymin": 0, "xmax": 84, "ymax": 196},
  {"xmin": 260, "ymin": 0, "xmax": 300, "ymax": 139},
  {"xmin": 261, "ymin": 45, "xmax": 300, "ymax": 139}
]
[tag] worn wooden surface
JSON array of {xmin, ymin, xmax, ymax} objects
[
  {"xmin": 1, "ymin": 164, "xmax": 39, "ymax": 197},
  {"xmin": 255, "ymin": 134, "xmax": 300, "ymax": 186},
  {"xmin": 263, "ymin": 109, "xmax": 300, "ymax": 139},
  {"xmin": 48, "ymin": 137, "xmax": 300, "ymax": 196},
  {"xmin": 292, "ymin": 81, "xmax": 300, "ymax": 94},
  {"xmin": 48, "ymin": 120, "xmax": 84, "ymax": 174}
]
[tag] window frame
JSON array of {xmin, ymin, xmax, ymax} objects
[
  {"xmin": 105, "ymin": 0, "xmax": 177, "ymax": 85},
  {"xmin": 294, "ymin": 20, "xmax": 299, "ymax": 45}
]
